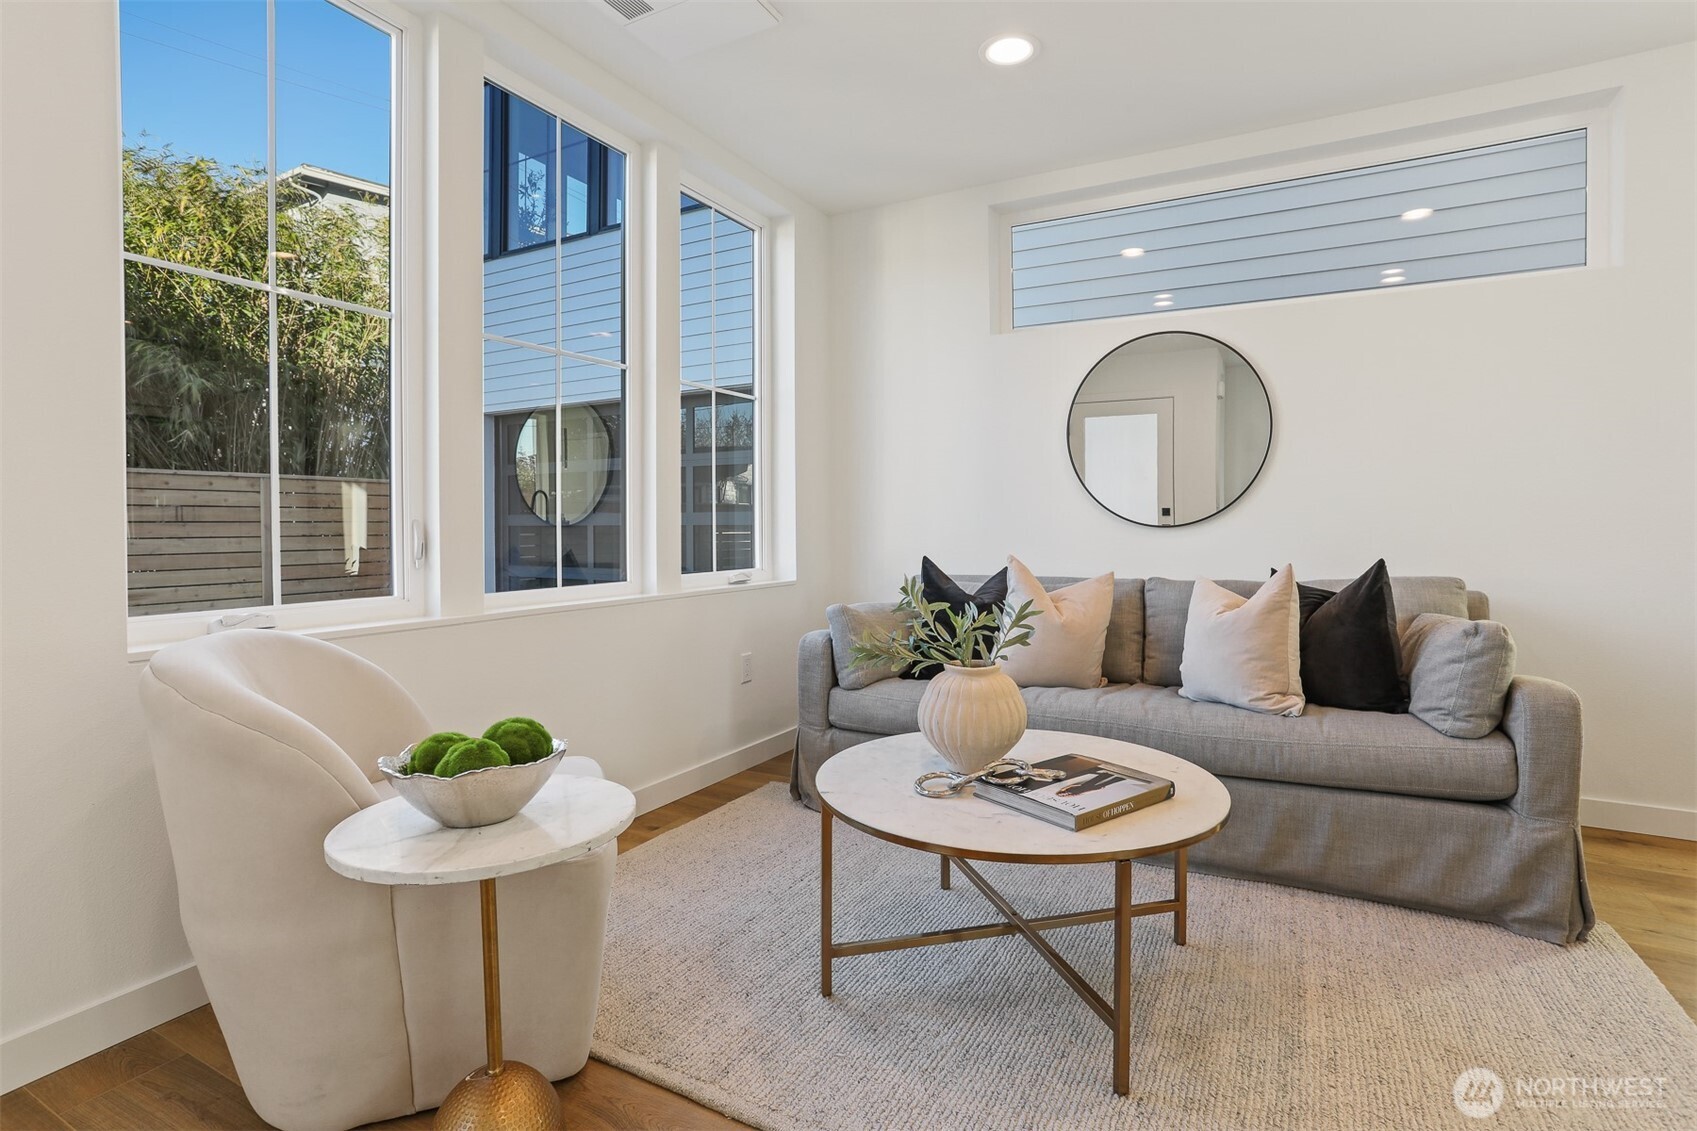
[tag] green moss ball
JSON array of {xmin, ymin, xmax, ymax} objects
[
  {"xmin": 434, "ymin": 738, "xmax": 511, "ymax": 778},
  {"xmin": 408, "ymin": 731, "xmax": 471, "ymax": 776},
  {"xmin": 482, "ymin": 717, "xmax": 553, "ymax": 765}
]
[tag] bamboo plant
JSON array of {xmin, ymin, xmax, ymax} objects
[{"xmin": 849, "ymin": 575, "xmax": 1040, "ymax": 676}]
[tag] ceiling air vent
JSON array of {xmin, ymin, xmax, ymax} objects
[{"xmin": 603, "ymin": 0, "xmax": 655, "ymax": 21}]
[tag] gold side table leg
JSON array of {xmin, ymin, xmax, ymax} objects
[
  {"xmin": 1173, "ymin": 847, "xmax": 1188, "ymax": 946},
  {"xmin": 1112, "ymin": 860, "xmax": 1132, "ymax": 1097},
  {"xmin": 940, "ymin": 854, "xmax": 951, "ymax": 890},
  {"xmin": 434, "ymin": 878, "xmax": 563, "ymax": 1131}
]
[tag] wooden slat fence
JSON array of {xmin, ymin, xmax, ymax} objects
[{"xmin": 127, "ymin": 469, "xmax": 392, "ymax": 615}]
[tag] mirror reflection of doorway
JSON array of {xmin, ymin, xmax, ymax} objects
[{"xmin": 1069, "ymin": 396, "xmax": 1174, "ymax": 525}]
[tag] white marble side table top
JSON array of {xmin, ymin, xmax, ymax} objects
[{"xmin": 324, "ymin": 771, "xmax": 635, "ymax": 886}]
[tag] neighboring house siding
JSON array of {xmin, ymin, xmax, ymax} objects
[
  {"xmin": 483, "ymin": 229, "xmax": 624, "ymax": 414},
  {"xmin": 681, "ymin": 207, "xmax": 754, "ymax": 389}
]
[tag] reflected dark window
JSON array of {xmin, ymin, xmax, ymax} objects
[{"xmin": 485, "ymin": 86, "xmax": 625, "ymax": 259}]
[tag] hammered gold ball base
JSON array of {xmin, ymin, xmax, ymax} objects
[{"xmin": 433, "ymin": 1062, "xmax": 562, "ymax": 1131}]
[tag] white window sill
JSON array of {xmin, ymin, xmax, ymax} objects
[{"xmin": 125, "ymin": 577, "xmax": 797, "ymax": 663}]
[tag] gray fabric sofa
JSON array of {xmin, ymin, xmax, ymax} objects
[{"xmin": 792, "ymin": 574, "xmax": 1593, "ymax": 945}]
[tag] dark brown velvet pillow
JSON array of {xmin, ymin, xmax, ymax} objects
[{"xmin": 1290, "ymin": 560, "xmax": 1406, "ymax": 713}]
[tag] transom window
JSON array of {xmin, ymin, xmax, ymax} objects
[
  {"xmin": 1011, "ymin": 130, "xmax": 1588, "ymax": 328},
  {"xmin": 120, "ymin": 0, "xmax": 398, "ymax": 617}
]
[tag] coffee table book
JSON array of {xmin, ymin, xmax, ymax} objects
[{"xmin": 973, "ymin": 753, "xmax": 1175, "ymax": 831}]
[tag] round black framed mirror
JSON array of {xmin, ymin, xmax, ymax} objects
[{"xmin": 1067, "ymin": 332, "xmax": 1271, "ymax": 527}]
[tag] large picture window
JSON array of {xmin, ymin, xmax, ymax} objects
[
  {"xmin": 120, "ymin": 0, "xmax": 397, "ymax": 617},
  {"xmin": 1011, "ymin": 130, "xmax": 1587, "ymax": 327},
  {"xmin": 483, "ymin": 83, "xmax": 627, "ymax": 592},
  {"xmin": 680, "ymin": 194, "xmax": 758, "ymax": 575}
]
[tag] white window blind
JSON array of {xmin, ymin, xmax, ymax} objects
[{"xmin": 1011, "ymin": 130, "xmax": 1586, "ymax": 328}]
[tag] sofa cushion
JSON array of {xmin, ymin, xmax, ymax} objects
[
  {"xmin": 1000, "ymin": 558, "xmax": 1115, "ymax": 689},
  {"xmin": 1178, "ymin": 567, "xmax": 1305, "ymax": 716},
  {"xmin": 1297, "ymin": 559, "xmax": 1407, "ymax": 713},
  {"xmin": 1144, "ymin": 575, "xmax": 1473, "ymax": 687},
  {"xmin": 958, "ymin": 573, "xmax": 1145, "ymax": 685},
  {"xmin": 826, "ymin": 681, "xmax": 1517, "ymax": 802},
  {"xmin": 1402, "ymin": 614, "xmax": 1518, "ymax": 739},
  {"xmin": 825, "ymin": 602, "xmax": 909, "ymax": 690},
  {"xmin": 1144, "ymin": 578, "xmax": 1259, "ymax": 688},
  {"xmin": 1310, "ymin": 575, "xmax": 1470, "ymax": 635},
  {"xmin": 829, "ymin": 677, "xmax": 930, "ymax": 736}
]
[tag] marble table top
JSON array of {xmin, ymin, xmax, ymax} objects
[
  {"xmin": 325, "ymin": 772, "xmax": 636, "ymax": 886},
  {"xmin": 815, "ymin": 730, "xmax": 1230, "ymax": 863}
]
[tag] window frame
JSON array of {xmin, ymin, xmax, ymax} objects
[
  {"xmin": 676, "ymin": 179, "xmax": 771, "ymax": 591},
  {"xmin": 480, "ymin": 62, "xmax": 646, "ymax": 612},
  {"xmin": 994, "ymin": 102, "xmax": 1615, "ymax": 333},
  {"xmin": 124, "ymin": 0, "xmax": 426, "ymax": 650}
]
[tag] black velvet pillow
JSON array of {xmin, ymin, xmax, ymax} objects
[
  {"xmin": 1285, "ymin": 560, "xmax": 1406, "ymax": 712},
  {"xmin": 902, "ymin": 558, "xmax": 1009, "ymax": 680}
]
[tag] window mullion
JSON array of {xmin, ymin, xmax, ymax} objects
[
  {"xmin": 553, "ymin": 116, "xmax": 564, "ymax": 589},
  {"xmin": 707, "ymin": 208, "xmax": 718, "ymax": 572},
  {"xmin": 264, "ymin": 0, "xmax": 282, "ymax": 609}
]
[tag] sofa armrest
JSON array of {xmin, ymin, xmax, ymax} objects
[
  {"xmin": 798, "ymin": 629, "xmax": 838, "ymax": 733},
  {"xmin": 1499, "ymin": 675, "xmax": 1583, "ymax": 823}
]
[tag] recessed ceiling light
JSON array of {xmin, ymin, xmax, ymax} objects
[
  {"xmin": 1153, "ymin": 299, "xmax": 1174, "ymax": 308},
  {"xmin": 1380, "ymin": 267, "xmax": 1404, "ymax": 275},
  {"xmin": 1153, "ymin": 293, "xmax": 1173, "ymax": 299},
  {"xmin": 1119, "ymin": 247, "xmax": 1145, "ymax": 258},
  {"xmin": 1400, "ymin": 207, "xmax": 1435, "ymax": 221},
  {"xmin": 1378, "ymin": 275, "xmax": 1406, "ymax": 285},
  {"xmin": 982, "ymin": 35, "xmax": 1038, "ymax": 66}
]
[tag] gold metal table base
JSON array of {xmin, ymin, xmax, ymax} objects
[
  {"xmin": 434, "ymin": 878, "xmax": 563, "ymax": 1130},
  {"xmin": 820, "ymin": 804, "xmax": 1190, "ymax": 1097}
]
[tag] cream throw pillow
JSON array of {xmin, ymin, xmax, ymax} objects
[
  {"xmin": 997, "ymin": 557, "xmax": 1115, "ymax": 689},
  {"xmin": 1178, "ymin": 564, "xmax": 1305, "ymax": 716}
]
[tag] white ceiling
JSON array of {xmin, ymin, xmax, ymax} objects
[{"xmin": 510, "ymin": 1, "xmax": 1697, "ymax": 214}]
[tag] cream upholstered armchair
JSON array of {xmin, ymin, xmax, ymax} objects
[{"xmin": 139, "ymin": 629, "xmax": 615, "ymax": 1131}]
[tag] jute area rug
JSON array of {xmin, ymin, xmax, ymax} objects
[{"xmin": 591, "ymin": 784, "xmax": 1696, "ymax": 1130}]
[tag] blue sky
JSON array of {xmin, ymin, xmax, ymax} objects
[{"xmin": 120, "ymin": 0, "xmax": 391, "ymax": 185}]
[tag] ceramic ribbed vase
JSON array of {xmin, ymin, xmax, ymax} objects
[{"xmin": 917, "ymin": 663, "xmax": 1028, "ymax": 774}]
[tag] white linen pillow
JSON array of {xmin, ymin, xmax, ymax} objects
[
  {"xmin": 1178, "ymin": 564, "xmax": 1305, "ymax": 716},
  {"xmin": 997, "ymin": 557, "xmax": 1115, "ymax": 689}
]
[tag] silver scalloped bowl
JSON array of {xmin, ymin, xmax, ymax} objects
[{"xmin": 378, "ymin": 739, "xmax": 568, "ymax": 828}]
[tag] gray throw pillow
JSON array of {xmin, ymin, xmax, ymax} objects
[
  {"xmin": 826, "ymin": 602, "xmax": 912, "ymax": 690},
  {"xmin": 1401, "ymin": 613, "xmax": 1517, "ymax": 739}
]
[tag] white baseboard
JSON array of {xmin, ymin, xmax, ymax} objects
[
  {"xmin": 0, "ymin": 732, "xmax": 796, "ymax": 1093},
  {"xmin": 1580, "ymin": 797, "xmax": 1697, "ymax": 841},
  {"xmin": 629, "ymin": 727, "xmax": 796, "ymax": 815},
  {"xmin": 0, "ymin": 964, "xmax": 208, "ymax": 1093}
]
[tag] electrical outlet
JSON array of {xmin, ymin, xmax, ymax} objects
[{"xmin": 740, "ymin": 652, "xmax": 754, "ymax": 684}]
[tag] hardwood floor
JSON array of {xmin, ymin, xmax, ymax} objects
[{"xmin": 5, "ymin": 754, "xmax": 1691, "ymax": 1130}]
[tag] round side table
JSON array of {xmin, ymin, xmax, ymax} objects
[{"xmin": 325, "ymin": 772, "xmax": 635, "ymax": 1130}]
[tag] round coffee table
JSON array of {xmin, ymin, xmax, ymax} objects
[
  {"xmin": 815, "ymin": 729, "xmax": 1230, "ymax": 1097},
  {"xmin": 325, "ymin": 772, "xmax": 635, "ymax": 1131}
]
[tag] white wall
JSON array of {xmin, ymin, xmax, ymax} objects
[
  {"xmin": 828, "ymin": 45, "xmax": 1697, "ymax": 837},
  {"xmin": 0, "ymin": 0, "xmax": 833, "ymax": 1087}
]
